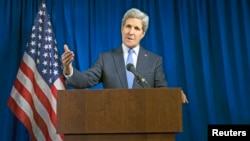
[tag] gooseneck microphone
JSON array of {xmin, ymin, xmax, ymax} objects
[{"xmin": 126, "ymin": 63, "xmax": 150, "ymax": 88}]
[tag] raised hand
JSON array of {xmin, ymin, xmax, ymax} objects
[{"xmin": 61, "ymin": 44, "xmax": 74, "ymax": 75}]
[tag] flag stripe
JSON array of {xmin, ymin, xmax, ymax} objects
[
  {"xmin": 15, "ymin": 66, "xmax": 54, "ymax": 141},
  {"xmin": 22, "ymin": 52, "xmax": 57, "ymax": 107},
  {"xmin": 18, "ymin": 55, "xmax": 62, "ymax": 141},
  {"xmin": 53, "ymin": 76, "xmax": 66, "ymax": 91},
  {"xmin": 21, "ymin": 53, "xmax": 57, "ymax": 126},
  {"xmin": 8, "ymin": 89, "xmax": 45, "ymax": 141},
  {"xmin": 14, "ymin": 77, "xmax": 49, "ymax": 137}
]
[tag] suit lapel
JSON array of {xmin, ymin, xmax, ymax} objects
[
  {"xmin": 136, "ymin": 47, "xmax": 149, "ymax": 75},
  {"xmin": 112, "ymin": 46, "xmax": 128, "ymax": 88}
]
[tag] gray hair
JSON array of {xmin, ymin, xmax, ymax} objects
[{"xmin": 121, "ymin": 8, "xmax": 149, "ymax": 33}]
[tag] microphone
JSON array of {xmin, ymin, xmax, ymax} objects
[{"xmin": 126, "ymin": 63, "xmax": 150, "ymax": 88}]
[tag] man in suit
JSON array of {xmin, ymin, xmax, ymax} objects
[{"xmin": 61, "ymin": 8, "xmax": 188, "ymax": 103}]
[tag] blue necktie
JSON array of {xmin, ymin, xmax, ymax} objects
[{"xmin": 126, "ymin": 49, "xmax": 134, "ymax": 88}]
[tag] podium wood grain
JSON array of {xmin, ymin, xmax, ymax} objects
[{"xmin": 57, "ymin": 88, "xmax": 182, "ymax": 141}]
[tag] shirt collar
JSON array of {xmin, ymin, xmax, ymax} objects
[{"xmin": 122, "ymin": 43, "xmax": 139, "ymax": 55}]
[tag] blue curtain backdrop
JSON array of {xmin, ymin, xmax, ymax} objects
[{"xmin": 1, "ymin": 0, "xmax": 250, "ymax": 141}]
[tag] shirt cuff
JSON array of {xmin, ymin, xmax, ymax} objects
[{"xmin": 63, "ymin": 69, "xmax": 73, "ymax": 79}]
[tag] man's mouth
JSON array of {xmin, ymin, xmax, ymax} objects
[{"xmin": 126, "ymin": 37, "xmax": 133, "ymax": 41}]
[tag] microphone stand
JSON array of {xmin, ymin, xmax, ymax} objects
[{"xmin": 136, "ymin": 78, "xmax": 150, "ymax": 88}]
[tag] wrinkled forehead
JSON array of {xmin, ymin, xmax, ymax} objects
[{"xmin": 123, "ymin": 18, "xmax": 143, "ymax": 28}]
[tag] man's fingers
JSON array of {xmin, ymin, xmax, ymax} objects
[
  {"xmin": 62, "ymin": 53, "xmax": 73, "ymax": 65},
  {"xmin": 62, "ymin": 44, "xmax": 74, "ymax": 67},
  {"xmin": 64, "ymin": 44, "xmax": 70, "ymax": 52},
  {"xmin": 181, "ymin": 92, "xmax": 189, "ymax": 104},
  {"xmin": 62, "ymin": 51, "xmax": 73, "ymax": 59},
  {"xmin": 64, "ymin": 56, "xmax": 73, "ymax": 66}
]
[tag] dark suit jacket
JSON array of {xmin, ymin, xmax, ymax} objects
[{"xmin": 67, "ymin": 46, "xmax": 168, "ymax": 89}]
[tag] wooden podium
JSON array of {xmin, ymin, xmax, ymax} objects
[{"xmin": 56, "ymin": 88, "xmax": 183, "ymax": 141}]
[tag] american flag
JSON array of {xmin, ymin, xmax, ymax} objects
[{"xmin": 7, "ymin": 1, "xmax": 65, "ymax": 141}]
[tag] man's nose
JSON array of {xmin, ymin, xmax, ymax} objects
[{"xmin": 128, "ymin": 28, "xmax": 135, "ymax": 34}]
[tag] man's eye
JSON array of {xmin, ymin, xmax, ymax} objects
[
  {"xmin": 126, "ymin": 25, "xmax": 131, "ymax": 28},
  {"xmin": 135, "ymin": 27, "xmax": 140, "ymax": 30}
]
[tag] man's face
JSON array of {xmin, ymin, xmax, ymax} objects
[{"xmin": 121, "ymin": 18, "xmax": 145, "ymax": 48}]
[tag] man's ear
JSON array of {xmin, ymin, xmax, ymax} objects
[{"xmin": 141, "ymin": 31, "xmax": 146, "ymax": 38}]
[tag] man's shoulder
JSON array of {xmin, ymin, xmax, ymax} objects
[{"xmin": 99, "ymin": 46, "xmax": 122, "ymax": 57}]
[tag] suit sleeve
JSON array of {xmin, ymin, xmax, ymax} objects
[
  {"xmin": 66, "ymin": 54, "xmax": 103, "ymax": 88},
  {"xmin": 154, "ymin": 56, "xmax": 168, "ymax": 87}
]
